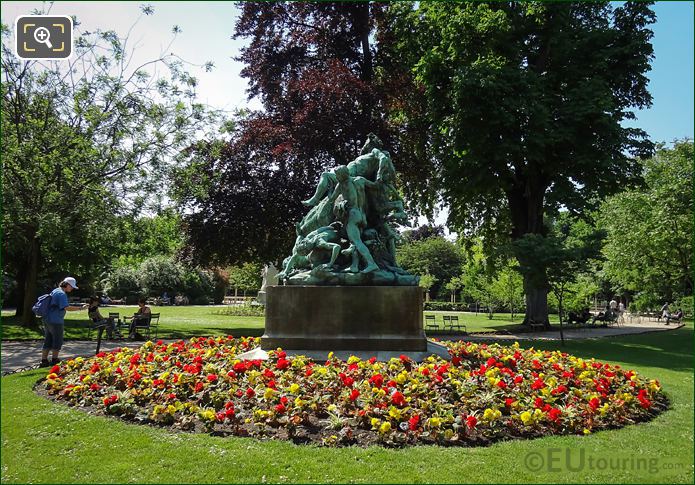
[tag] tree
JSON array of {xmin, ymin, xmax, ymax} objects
[
  {"xmin": 418, "ymin": 273, "xmax": 437, "ymax": 303},
  {"xmin": 381, "ymin": 2, "xmax": 656, "ymax": 326},
  {"xmin": 227, "ymin": 263, "xmax": 263, "ymax": 297},
  {"xmin": 514, "ymin": 215, "xmax": 604, "ymax": 341},
  {"xmin": 2, "ymin": 7, "xmax": 215, "ymax": 324},
  {"xmin": 444, "ymin": 276, "xmax": 464, "ymax": 303},
  {"xmin": 396, "ymin": 236, "xmax": 463, "ymax": 299},
  {"xmin": 401, "ymin": 224, "xmax": 445, "ymax": 243},
  {"xmin": 488, "ymin": 263, "xmax": 525, "ymax": 321},
  {"xmin": 599, "ymin": 141, "xmax": 693, "ymax": 306},
  {"xmin": 175, "ymin": 3, "xmax": 393, "ymax": 266}
]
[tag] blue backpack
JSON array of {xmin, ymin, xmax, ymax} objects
[{"xmin": 32, "ymin": 293, "xmax": 53, "ymax": 318}]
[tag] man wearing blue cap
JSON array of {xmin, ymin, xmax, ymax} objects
[{"xmin": 40, "ymin": 277, "xmax": 85, "ymax": 367}]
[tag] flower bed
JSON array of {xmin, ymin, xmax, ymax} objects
[{"xmin": 40, "ymin": 336, "xmax": 667, "ymax": 447}]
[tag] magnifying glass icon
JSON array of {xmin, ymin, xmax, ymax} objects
[{"xmin": 33, "ymin": 27, "xmax": 53, "ymax": 49}]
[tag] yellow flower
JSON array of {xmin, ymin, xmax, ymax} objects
[
  {"xmin": 289, "ymin": 383, "xmax": 300, "ymax": 394},
  {"xmin": 583, "ymin": 428, "xmax": 591, "ymax": 435},
  {"xmin": 200, "ymin": 409, "xmax": 216, "ymax": 421},
  {"xmin": 428, "ymin": 417, "xmax": 442, "ymax": 428},
  {"xmin": 388, "ymin": 406, "xmax": 402, "ymax": 420},
  {"xmin": 347, "ymin": 355, "xmax": 361, "ymax": 364},
  {"xmin": 167, "ymin": 405, "xmax": 177, "ymax": 415},
  {"xmin": 263, "ymin": 387, "xmax": 276, "ymax": 400},
  {"xmin": 294, "ymin": 397, "xmax": 305, "ymax": 408},
  {"xmin": 483, "ymin": 408, "xmax": 501, "ymax": 422},
  {"xmin": 327, "ymin": 404, "xmax": 337, "ymax": 413},
  {"xmin": 371, "ymin": 417, "xmax": 381, "ymax": 428},
  {"xmin": 520, "ymin": 411, "xmax": 533, "ymax": 425},
  {"xmin": 379, "ymin": 422, "xmax": 391, "ymax": 434},
  {"xmin": 396, "ymin": 372, "xmax": 408, "ymax": 385}
]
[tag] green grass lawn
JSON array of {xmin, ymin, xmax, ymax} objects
[
  {"xmin": 1, "ymin": 323, "xmax": 692, "ymax": 483},
  {"xmin": 1, "ymin": 306, "xmax": 551, "ymax": 341},
  {"xmin": 1, "ymin": 306, "xmax": 265, "ymax": 340}
]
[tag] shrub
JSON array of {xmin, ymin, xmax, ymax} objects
[
  {"xmin": 423, "ymin": 302, "xmax": 469, "ymax": 312},
  {"xmin": 138, "ymin": 256, "xmax": 184, "ymax": 296},
  {"xmin": 102, "ymin": 266, "xmax": 141, "ymax": 299}
]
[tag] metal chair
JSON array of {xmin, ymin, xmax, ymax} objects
[
  {"xmin": 447, "ymin": 315, "xmax": 467, "ymax": 334},
  {"xmin": 425, "ymin": 314, "xmax": 439, "ymax": 334}
]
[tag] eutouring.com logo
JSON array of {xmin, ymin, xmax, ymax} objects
[{"xmin": 523, "ymin": 448, "xmax": 686, "ymax": 474}]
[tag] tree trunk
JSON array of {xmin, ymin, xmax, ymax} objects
[
  {"xmin": 508, "ymin": 165, "xmax": 550, "ymax": 328},
  {"xmin": 521, "ymin": 271, "xmax": 550, "ymax": 327},
  {"xmin": 21, "ymin": 236, "xmax": 41, "ymax": 326}
]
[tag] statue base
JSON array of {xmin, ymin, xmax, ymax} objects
[{"xmin": 261, "ymin": 285, "xmax": 427, "ymax": 352}]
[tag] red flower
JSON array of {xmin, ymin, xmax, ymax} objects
[
  {"xmin": 305, "ymin": 368, "xmax": 313, "ymax": 377},
  {"xmin": 466, "ymin": 415, "xmax": 477, "ymax": 429},
  {"xmin": 548, "ymin": 408, "xmax": 562, "ymax": 422},
  {"xmin": 194, "ymin": 381, "xmax": 204, "ymax": 393},
  {"xmin": 267, "ymin": 380, "xmax": 277, "ymax": 389},
  {"xmin": 275, "ymin": 403, "xmax": 286, "ymax": 414},
  {"xmin": 263, "ymin": 369, "xmax": 275, "ymax": 379},
  {"xmin": 551, "ymin": 385, "xmax": 568, "ymax": 396},
  {"xmin": 531, "ymin": 378, "xmax": 546, "ymax": 390},
  {"xmin": 534, "ymin": 397, "xmax": 545, "ymax": 409},
  {"xmin": 90, "ymin": 383, "xmax": 100, "ymax": 391},
  {"xmin": 233, "ymin": 362, "xmax": 247, "ymax": 373},
  {"xmin": 589, "ymin": 397, "xmax": 600, "ymax": 411},
  {"xmin": 408, "ymin": 415, "xmax": 420, "ymax": 431},
  {"xmin": 391, "ymin": 391, "xmax": 406, "ymax": 407},
  {"xmin": 349, "ymin": 389, "xmax": 360, "ymax": 401},
  {"xmin": 276, "ymin": 358, "xmax": 290, "ymax": 370},
  {"xmin": 49, "ymin": 365, "xmax": 60, "ymax": 374},
  {"xmin": 216, "ymin": 412, "xmax": 226, "ymax": 422},
  {"xmin": 497, "ymin": 380, "xmax": 508, "ymax": 390},
  {"xmin": 369, "ymin": 374, "xmax": 384, "ymax": 388},
  {"xmin": 90, "ymin": 363, "xmax": 100, "ymax": 373},
  {"xmin": 207, "ymin": 374, "xmax": 218, "ymax": 383},
  {"xmin": 513, "ymin": 375, "xmax": 523, "ymax": 385},
  {"xmin": 246, "ymin": 388, "xmax": 256, "ymax": 398},
  {"xmin": 505, "ymin": 398, "xmax": 515, "ymax": 407}
]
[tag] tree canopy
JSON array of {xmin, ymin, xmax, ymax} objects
[
  {"xmin": 381, "ymin": 1, "xmax": 657, "ymax": 324},
  {"xmin": 598, "ymin": 140, "xmax": 693, "ymax": 307},
  {"xmin": 1, "ymin": 7, "xmax": 215, "ymax": 323}
]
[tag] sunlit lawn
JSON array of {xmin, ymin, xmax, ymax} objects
[
  {"xmin": 1, "ymin": 323, "xmax": 692, "ymax": 483},
  {"xmin": 1, "ymin": 305, "xmax": 541, "ymax": 340}
]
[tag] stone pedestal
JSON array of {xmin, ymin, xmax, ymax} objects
[{"xmin": 261, "ymin": 285, "xmax": 427, "ymax": 352}]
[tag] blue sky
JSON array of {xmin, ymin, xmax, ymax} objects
[{"xmin": 2, "ymin": 1, "xmax": 693, "ymax": 143}]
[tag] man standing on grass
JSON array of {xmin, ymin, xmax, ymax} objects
[{"xmin": 40, "ymin": 277, "xmax": 85, "ymax": 367}]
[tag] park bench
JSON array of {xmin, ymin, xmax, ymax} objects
[
  {"xmin": 665, "ymin": 313, "xmax": 683, "ymax": 325},
  {"xmin": 223, "ymin": 296, "xmax": 253, "ymax": 305}
]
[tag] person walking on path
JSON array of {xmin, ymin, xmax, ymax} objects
[{"xmin": 40, "ymin": 277, "xmax": 85, "ymax": 367}]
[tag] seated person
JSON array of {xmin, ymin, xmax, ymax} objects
[
  {"xmin": 87, "ymin": 297, "xmax": 122, "ymax": 339},
  {"xmin": 567, "ymin": 308, "xmax": 591, "ymax": 325},
  {"xmin": 100, "ymin": 294, "xmax": 113, "ymax": 305},
  {"xmin": 129, "ymin": 298, "xmax": 152, "ymax": 339},
  {"xmin": 666, "ymin": 308, "xmax": 684, "ymax": 325},
  {"xmin": 161, "ymin": 291, "xmax": 171, "ymax": 306},
  {"xmin": 591, "ymin": 305, "xmax": 615, "ymax": 326}
]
